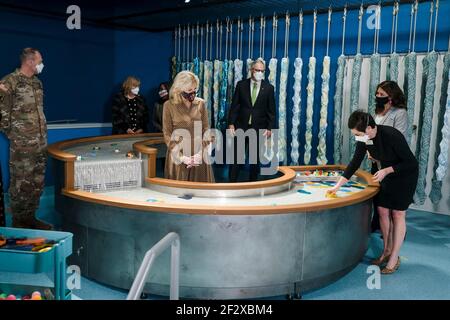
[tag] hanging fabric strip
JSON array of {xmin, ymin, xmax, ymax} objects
[
  {"xmin": 191, "ymin": 23, "xmax": 195, "ymax": 70},
  {"xmin": 218, "ymin": 60, "xmax": 228, "ymax": 130},
  {"xmin": 435, "ymin": 54, "xmax": 450, "ymax": 182},
  {"xmin": 258, "ymin": 16, "xmax": 267, "ymax": 73},
  {"xmin": 386, "ymin": 3, "xmax": 395, "ymax": 80},
  {"xmin": 277, "ymin": 12, "xmax": 290, "ymax": 165},
  {"xmin": 227, "ymin": 59, "xmax": 234, "ymax": 107},
  {"xmin": 368, "ymin": 55, "xmax": 381, "ymax": 116},
  {"xmin": 349, "ymin": 54, "xmax": 363, "ymax": 158},
  {"xmin": 368, "ymin": 4, "xmax": 381, "ymax": 117},
  {"xmin": 415, "ymin": 2, "xmax": 435, "ymax": 160},
  {"xmin": 190, "ymin": 24, "xmax": 195, "ymax": 71},
  {"xmin": 203, "ymin": 60, "xmax": 213, "ymax": 125},
  {"xmin": 414, "ymin": 51, "xmax": 438, "ymax": 205},
  {"xmin": 193, "ymin": 24, "xmax": 200, "ymax": 81},
  {"xmin": 291, "ymin": 11, "xmax": 303, "ymax": 165},
  {"xmin": 194, "ymin": 56, "xmax": 200, "ymax": 77},
  {"xmin": 213, "ymin": 20, "xmax": 223, "ymax": 129},
  {"xmin": 172, "ymin": 27, "xmax": 177, "ymax": 79},
  {"xmin": 227, "ymin": 20, "xmax": 234, "ymax": 107},
  {"xmin": 268, "ymin": 14, "xmax": 278, "ymax": 90},
  {"xmin": 234, "ymin": 18, "xmax": 244, "ymax": 87},
  {"xmin": 428, "ymin": 0, "xmax": 444, "ymax": 203},
  {"xmin": 304, "ymin": 10, "xmax": 317, "ymax": 165},
  {"xmin": 186, "ymin": 25, "xmax": 192, "ymax": 71},
  {"xmin": 333, "ymin": 6, "xmax": 347, "ymax": 165},
  {"xmin": 427, "ymin": 2, "xmax": 434, "ymax": 53},
  {"xmin": 213, "ymin": 60, "xmax": 222, "ymax": 128},
  {"xmin": 389, "ymin": 53, "xmax": 400, "ymax": 83},
  {"xmin": 389, "ymin": 2, "xmax": 400, "ymax": 82},
  {"xmin": 333, "ymin": 55, "xmax": 346, "ymax": 164},
  {"xmin": 234, "ymin": 59, "xmax": 243, "ymax": 86},
  {"xmin": 176, "ymin": 26, "xmax": 182, "ymax": 74},
  {"xmin": 217, "ymin": 20, "xmax": 230, "ymax": 131},
  {"xmin": 182, "ymin": 26, "xmax": 187, "ymax": 71},
  {"xmin": 349, "ymin": 5, "xmax": 364, "ymax": 160},
  {"xmin": 415, "ymin": 56, "xmax": 430, "ymax": 160},
  {"xmin": 209, "ymin": 20, "xmax": 213, "ymax": 61},
  {"xmin": 404, "ymin": 2, "xmax": 418, "ymax": 146},
  {"xmin": 317, "ymin": 8, "xmax": 332, "ymax": 165},
  {"xmin": 246, "ymin": 16, "xmax": 254, "ymax": 79},
  {"xmin": 404, "ymin": 52, "xmax": 417, "ymax": 146},
  {"xmin": 361, "ymin": 5, "xmax": 381, "ymax": 172},
  {"xmin": 198, "ymin": 26, "xmax": 204, "ymax": 99},
  {"xmin": 259, "ymin": 15, "xmax": 266, "ymax": 60},
  {"xmin": 429, "ymin": 52, "xmax": 449, "ymax": 203}
]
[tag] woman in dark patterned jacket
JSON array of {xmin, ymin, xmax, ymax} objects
[{"xmin": 112, "ymin": 76, "xmax": 149, "ymax": 134}]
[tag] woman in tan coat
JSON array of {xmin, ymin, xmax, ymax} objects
[{"xmin": 162, "ymin": 71, "xmax": 215, "ymax": 182}]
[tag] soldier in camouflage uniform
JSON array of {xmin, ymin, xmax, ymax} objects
[{"xmin": 0, "ymin": 48, "xmax": 52, "ymax": 230}]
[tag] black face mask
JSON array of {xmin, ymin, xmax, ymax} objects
[
  {"xmin": 375, "ymin": 96, "xmax": 390, "ymax": 113},
  {"xmin": 181, "ymin": 91, "xmax": 196, "ymax": 102}
]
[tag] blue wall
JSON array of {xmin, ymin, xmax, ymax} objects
[
  {"xmin": 114, "ymin": 30, "xmax": 172, "ymax": 132},
  {"xmin": 0, "ymin": 9, "xmax": 172, "ymax": 191},
  {"xmin": 0, "ymin": 11, "xmax": 173, "ymax": 124},
  {"xmin": 0, "ymin": 10, "xmax": 115, "ymax": 123}
]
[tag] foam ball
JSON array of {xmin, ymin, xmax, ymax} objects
[
  {"xmin": 31, "ymin": 295, "xmax": 42, "ymax": 300},
  {"xmin": 6, "ymin": 295, "xmax": 16, "ymax": 300},
  {"xmin": 32, "ymin": 291, "xmax": 41, "ymax": 297}
]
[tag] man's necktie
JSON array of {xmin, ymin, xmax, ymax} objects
[{"xmin": 251, "ymin": 82, "xmax": 258, "ymax": 106}]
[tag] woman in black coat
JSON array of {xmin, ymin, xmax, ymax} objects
[
  {"xmin": 328, "ymin": 110, "xmax": 418, "ymax": 275},
  {"xmin": 112, "ymin": 76, "xmax": 149, "ymax": 134}
]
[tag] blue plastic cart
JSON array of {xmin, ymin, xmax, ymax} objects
[{"xmin": 0, "ymin": 227, "xmax": 73, "ymax": 300}]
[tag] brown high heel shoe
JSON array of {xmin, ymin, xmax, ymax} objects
[
  {"xmin": 381, "ymin": 258, "xmax": 401, "ymax": 274},
  {"xmin": 371, "ymin": 254, "xmax": 390, "ymax": 266}
]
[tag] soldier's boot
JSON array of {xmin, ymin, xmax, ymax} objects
[{"xmin": 12, "ymin": 216, "xmax": 53, "ymax": 230}]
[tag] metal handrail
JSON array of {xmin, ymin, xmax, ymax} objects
[{"xmin": 127, "ymin": 232, "xmax": 180, "ymax": 300}]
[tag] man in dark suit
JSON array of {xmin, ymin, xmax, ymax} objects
[{"xmin": 227, "ymin": 58, "xmax": 276, "ymax": 182}]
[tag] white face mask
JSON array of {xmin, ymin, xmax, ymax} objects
[
  {"xmin": 355, "ymin": 134, "xmax": 370, "ymax": 144},
  {"xmin": 131, "ymin": 87, "xmax": 140, "ymax": 95},
  {"xmin": 254, "ymin": 71, "xmax": 264, "ymax": 82},
  {"xmin": 35, "ymin": 63, "xmax": 44, "ymax": 74}
]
